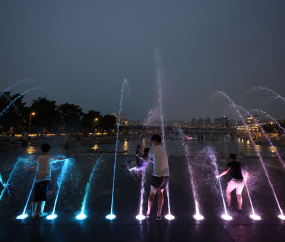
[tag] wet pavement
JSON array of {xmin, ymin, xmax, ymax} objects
[{"xmin": 0, "ymin": 140, "xmax": 285, "ymax": 241}]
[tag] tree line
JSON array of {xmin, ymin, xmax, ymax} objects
[{"xmin": 0, "ymin": 92, "xmax": 116, "ymax": 133}]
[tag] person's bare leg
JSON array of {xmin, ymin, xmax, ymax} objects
[
  {"xmin": 236, "ymin": 194, "xmax": 242, "ymax": 209},
  {"xmin": 38, "ymin": 201, "xmax": 48, "ymax": 217},
  {"xmin": 147, "ymin": 185, "xmax": 157, "ymax": 215},
  {"xmin": 32, "ymin": 202, "xmax": 38, "ymax": 218},
  {"xmin": 226, "ymin": 182, "xmax": 235, "ymax": 207},
  {"xmin": 157, "ymin": 189, "xmax": 164, "ymax": 217}
]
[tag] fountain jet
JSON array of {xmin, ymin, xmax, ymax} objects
[
  {"xmin": 46, "ymin": 159, "xmax": 69, "ymax": 220},
  {"xmin": 106, "ymin": 79, "xmax": 128, "ymax": 220},
  {"xmin": 76, "ymin": 157, "xmax": 101, "ymax": 220},
  {"xmin": 16, "ymin": 178, "xmax": 36, "ymax": 220},
  {"xmin": 178, "ymin": 127, "xmax": 204, "ymax": 220},
  {"xmin": 214, "ymin": 91, "xmax": 284, "ymax": 220}
]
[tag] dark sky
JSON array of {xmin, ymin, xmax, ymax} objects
[{"xmin": 1, "ymin": 1, "xmax": 285, "ymax": 121}]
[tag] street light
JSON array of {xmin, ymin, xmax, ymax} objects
[
  {"xmin": 28, "ymin": 112, "xmax": 35, "ymax": 133},
  {"xmin": 94, "ymin": 118, "xmax": 98, "ymax": 130}
]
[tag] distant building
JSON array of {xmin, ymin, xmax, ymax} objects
[
  {"xmin": 220, "ymin": 116, "xmax": 227, "ymax": 128},
  {"xmin": 246, "ymin": 115, "xmax": 258, "ymax": 125}
]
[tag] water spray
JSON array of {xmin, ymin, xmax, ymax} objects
[
  {"xmin": 0, "ymin": 78, "xmax": 37, "ymax": 97},
  {"xmin": 16, "ymin": 178, "xmax": 36, "ymax": 220},
  {"xmin": 46, "ymin": 159, "xmax": 69, "ymax": 220},
  {"xmin": 155, "ymin": 48, "xmax": 174, "ymax": 220},
  {"xmin": 0, "ymin": 87, "xmax": 43, "ymax": 117},
  {"xmin": 0, "ymin": 157, "xmax": 22, "ymax": 201},
  {"xmin": 136, "ymin": 170, "xmax": 146, "ymax": 220},
  {"xmin": 214, "ymin": 91, "xmax": 285, "ymax": 220},
  {"xmin": 208, "ymin": 147, "xmax": 232, "ymax": 220},
  {"xmin": 244, "ymin": 183, "xmax": 261, "ymax": 220},
  {"xmin": 76, "ymin": 157, "xmax": 101, "ymax": 220},
  {"xmin": 178, "ymin": 127, "xmax": 204, "ymax": 220},
  {"xmin": 106, "ymin": 79, "xmax": 128, "ymax": 220}
]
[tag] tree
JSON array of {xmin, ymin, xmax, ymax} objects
[
  {"xmin": 0, "ymin": 92, "xmax": 26, "ymax": 132},
  {"xmin": 81, "ymin": 110, "xmax": 102, "ymax": 131},
  {"xmin": 58, "ymin": 103, "xmax": 83, "ymax": 132},
  {"xmin": 98, "ymin": 115, "xmax": 116, "ymax": 131},
  {"xmin": 30, "ymin": 97, "xmax": 57, "ymax": 131}
]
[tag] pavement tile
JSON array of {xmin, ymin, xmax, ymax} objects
[
  {"xmin": 0, "ymin": 225, "xmax": 28, "ymax": 242},
  {"xmin": 222, "ymin": 224, "xmax": 285, "ymax": 242},
  {"xmin": 190, "ymin": 224, "xmax": 233, "ymax": 242},
  {"xmin": 87, "ymin": 224, "xmax": 196, "ymax": 242}
]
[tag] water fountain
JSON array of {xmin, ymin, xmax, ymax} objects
[
  {"xmin": 0, "ymin": 78, "xmax": 37, "ymax": 97},
  {"xmin": 106, "ymin": 79, "xmax": 128, "ymax": 220},
  {"xmin": 0, "ymin": 157, "xmax": 23, "ymax": 201},
  {"xmin": 178, "ymin": 127, "xmax": 204, "ymax": 220},
  {"xmin": 214, "ymin": 91, "xmax": 285, "ymax": 220},
  {"xmin": 208, "ymin": 147, "xmax": 232, "ymax": 220},
  {"xmin": 46, "ymin": 158, "xmax": 69, "ymax": 220},
  {"xmin": 155, "ymin": 48, "xmax": 175, "ymax": 220},
  {"xmin": 136, "ymin": 170, "xmax": 146, "ymax": 220},
  {"xmin": 76, "ymin": 157, "xmax": 101, "ymax": 220},
  {"xmin": 0, "ymin": 87, "xmax": 43, "ymax": 117},
  {"xmin": 16, "ymin": 178, "xmax": 36, "ymax": 220}
]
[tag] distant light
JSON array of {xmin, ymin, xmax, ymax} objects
[
  {"xmin": 76, "ymin": 214, "xmax": 86, "ymax": 220},
  {"xmin": 165, "ymin": 214, "xmax": 175, "ymax": 220},
  {"xmin": 46, "ymin": 214, "xmax": 57, "ymax": 220},
  {"xmin": 221, "ymin": 214, "xmax": 232, "ymax": 220},
  {"xmin": 250, "ymin": 214, "xmax": 261, "ymax": 220},
  {"xmin": 136, "ymin": 214, "xmax": 146, "ymax": 220},
  {"xmin": 193, "ymin": 214, "xmax": 204, "ymax": 220},
  {"xmin": 16, "ymin": 214, "xmax": 28, "ymax": 220},
  {"xmin": 278, "ymin": 214, "xmax": 285, "ymax": 220},
  {"xmin": 106, "ymin": 214, "xmax": 116, "ymax": 220}
]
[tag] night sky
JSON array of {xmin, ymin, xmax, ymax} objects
[{"xmin": 1, "ymin": 1, "xmax": 285, "ymax": 121}]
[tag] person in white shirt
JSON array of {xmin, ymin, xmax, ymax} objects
[
  {"xmin": 32, "ymin": 144, "xmax": 65, "ymax": 219},
  {"xmin": 137, "ymin": 134, "xmax": 169, "ymax": 221}
]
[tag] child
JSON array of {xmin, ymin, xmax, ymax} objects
[
  {"xmin": 129, "ymin": 148, "xmax": 151, "ymax": 171},
  {"xmin": 32, "ymin": 144, "xmax": 65, "ymax": 218}
]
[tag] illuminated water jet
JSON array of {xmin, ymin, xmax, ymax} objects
[
  {"xmin": 16, "ymin": 178, "xmax": 36, "ymax": 220},
  {"xmin": 106, "ymin": 214, "xmax": 116, "ymax": 220},
  {"xmin": 136, "ymin": 170, "xmax": 146, "ymax": 220},
  {"xmin": 250, "ymin": 214, "xmax": 261, "ymax": 220},
  {"xmin": 0, "ymin": 87, "xmax": 43, "ymax": 117},
  {"xmin": 193, "ymin": 214, "xmax": 204, "ymax": 220},
  {"xmin": 278, "ymin": 214, "xmax": 285, "ymax": 220},
  {"xmin": 0, "ymin": 78, "xmax": 37, "ymax": 97},
  {"xmin": 107, "ymin": 79, "xmax": 128, "ymax": 220},
  {"xmin": 136, "ymin": 214, "xmax": 146, "ymax": 220},
  {"xmin": 208, "ymin": 147, "xmax": 231, "ymax": 220},
  {"xmin": 178, "ymin": 127, "xmax": 204, "ymax": 220},
  {"xmin": 222, "ymin": 214, "xmax": 232, "ymax": 220},
  {"xmin": 76, "ymin": 157, "xmax": 101, "ymax": 220},
  {"xmin": 155, "ymin": 48, "xmax": 173, "ymax": 219},
  {"xmin": 47, "ymin": 158, "xmax": 69, "ymax": 220},
  {"xmin": 214, "ymin": 91, "xmax": 285, "ymax": 219},
  {"xmin": 165, "ymin": 214, "xmax": 175, "ymax": 220},
  {"xmin": 0, "ymin": 157, "xmax": 22, "ymax": 201}
]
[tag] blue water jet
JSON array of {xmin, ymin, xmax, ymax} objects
[
  {"xmin": 0, "ymin": 87, "xmax": 43, "ymax": 117},
  {"xmin": 16, "ymin": 178, "xmax": 36, "ymax": 220},
  {"xmin": 76, "ymin": 157, "xmax": 101, "ymax": 220},
  {"xmin": 106, "ymin": 79, "xmax": 128, "ymax": 220},
  {"xmin": 0, "ymin": 157, "xmax": 23, "ymax": 201},
  {"xmin": 46, "ymin": 158, "xmax": 69, "ymax": 220},
  {"xmin": 0, "ymin": 78, "xmax": 37, "ymax": 97}
]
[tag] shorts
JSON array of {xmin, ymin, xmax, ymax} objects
[
  {"xmin": 151, "ymin": 176, "xmax": 169, "ymax": 190},
  {"xmin": 226, "ymin": 179, "xmax": 244, "ymax": 195},
  {"xmin": 33, "ymin": 180, "xmax": 50, "ymax": 202}
]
